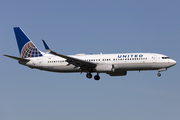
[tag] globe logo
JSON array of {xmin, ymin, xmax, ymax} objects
[{"xmin": 21, "ymin": 41, "xmax": 42, "ymax": 58}]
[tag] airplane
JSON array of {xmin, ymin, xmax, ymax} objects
[{"xmin": 3, "ymin": 27, "xmax": 177, "ymax": 80}]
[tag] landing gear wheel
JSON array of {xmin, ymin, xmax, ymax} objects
[
  {"xmin": 157, "ymin": 73, "xmax": 161, "ymax": 77},
  {"xmin": 86, "ymin": 73, "xmax": 92, "ymax": 79},
  {"xmin": 94, "ymin": 75, "xmax": 100, "ymax": 80}
]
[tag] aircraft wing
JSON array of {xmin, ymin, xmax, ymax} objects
[
  {"xmin": 3, "ymin": 54, "xmax": 30, "ymax": 62},
  {"xmin": 42, "ymin": 40, "xmax": 97, "ymax": 70}
]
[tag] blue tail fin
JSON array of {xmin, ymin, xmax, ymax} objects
[{"xmin": 14, "ymin": 27, "xmax": 43, "ymax": 58}]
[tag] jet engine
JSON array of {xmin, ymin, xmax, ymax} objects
[{"xmin": 95, "ymin": 64, "xmax": 115, "ymax": 72}]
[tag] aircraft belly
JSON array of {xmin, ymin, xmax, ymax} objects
[{"xmin": 40, "ymin": 65, "xmax": 81, "ymax": 72}]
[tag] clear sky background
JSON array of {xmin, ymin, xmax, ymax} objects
[{"xmin": 0, "ymin": 0, "xmax": 180, "ymax": 120}]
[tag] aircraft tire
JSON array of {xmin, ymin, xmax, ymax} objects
[
  {"xmin": 86, "ymin": 73, "xmax": 92, "ymax": 79},
  {"xmin": 157, "ymin": 73, "xmax": 161, "ymax": 77},
  {"xmin": 94, "ymin": 75, "xmax": 100, "ymax": 80}
]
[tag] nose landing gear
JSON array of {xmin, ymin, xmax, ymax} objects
[
  {"xmin": 157, "ymin": 68, "xmax": 167, "ymax": 77},
  {"xmin": 157, "ymin": 72, "xmax": 161, "ymax": 77}
]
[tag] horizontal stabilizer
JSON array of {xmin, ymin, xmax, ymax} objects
[{"xmin": 3, "ymin": 54, "xmax": 30, "ymax": 62}]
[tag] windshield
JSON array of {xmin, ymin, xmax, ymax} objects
[{"xmin": 162, "ymin": 57, "xmax": 170, "ymax": 59}]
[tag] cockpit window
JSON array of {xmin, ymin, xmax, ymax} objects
[{"xmin": 162, "ymin": 57, "xmax": 170, "ymax": 59}]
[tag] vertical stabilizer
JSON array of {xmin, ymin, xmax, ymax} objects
[{"xmin": 14, "ymin": 27, "xmax": 43, "ymax": 58}]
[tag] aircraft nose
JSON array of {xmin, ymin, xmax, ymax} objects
[{"xmin": 170, "ymin": 59, "xmax": 177, "ymax": 66}]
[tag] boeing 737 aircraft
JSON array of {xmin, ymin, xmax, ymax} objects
[{"xmin": 4, "ymin": 27, "xmax": 177, "ymax": 80}]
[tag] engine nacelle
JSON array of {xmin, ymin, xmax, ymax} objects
[
  {"xmin": 95, "ymin": 64, "xmax": 114, "ymax": 72},
  {"xmin": 108, "ymin": 71, "xmax": 127, "ymax": 76}
]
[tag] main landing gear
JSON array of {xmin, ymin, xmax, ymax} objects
[
  {"xmin": 86, "ymin": 72, "xmax": 92, "ymax": 79},
  {"xmin": 86, "ymin": 73, "xmax": 100, "ymax": 80}
]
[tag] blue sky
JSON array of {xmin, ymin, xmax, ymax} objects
[{"xmin": 0, "ymin": 0, "xmax": 180, "ymax": 120}]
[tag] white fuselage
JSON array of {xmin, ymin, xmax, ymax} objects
[
  {"xmin": 22, "ymin": 53, "xmax": 176, "ymax": 73},
  {"xmin": 5, "ymin": 27, "xmax": 176, "ymax": 80}
]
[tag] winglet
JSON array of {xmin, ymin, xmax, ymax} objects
[
  {"xmin": 42, "ymin": 40, "xmax": 50, "ymax": 50},
  {"xmin": 42, "ymin": 40, "xmax": 51, "ymax": 54}
]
